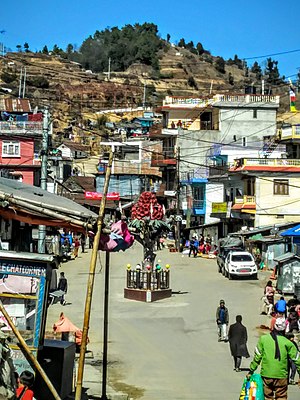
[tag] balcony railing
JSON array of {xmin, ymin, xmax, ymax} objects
[
  {"xmin": 151, "ymin": 148, "xmax": 176, "ymax": 167},
  {"xmin": 0, "ymin": 121, "xmax": 43, "ymax": 134},
  {"xmin": 181, "ymin": 168, "xmax": 208, "ymax": 181},
  {"xmin": 242, "ymin": 158, "xmax": 300, "ymax": 167},
  {"xmin": 234, "ymin": 195, "xmax": 256, "ymax": 204}
]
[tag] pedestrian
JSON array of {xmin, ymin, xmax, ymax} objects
[
  {"xmin": 57, "ymin": 271, "xmax": 68, "ymax": 305},
  {"xmin": 216, "ymin": 299, "xmax": 229, "ymax": 342},
  {"xmin": 228, "ymin": 315, "xmax": 250, "ymax": 372},
  {"xmin": 287, "ymin": 295, "xmax": 299, "ymax": 311},
  {"xmin": 80, "ymin": 234, "xmax": 86, "ymax": 253},
  {"xmin": 189, "ymin": 237, "xmax": 197, "ymax": 257},
  {"xmin": 261, "ymin": 280, "xmax": 275, "ymax": 315},
  {"xmin": 248, "ymin": 317, "xmax": 300, "ymax": 399},
  {"xmin": 275, "ymin": 296, "xmax": 287, "ymax": 317},
  {"xmin": 73, "ymin": 237, "xmax": 80, "ymax": 258},
  {"xmin": 285, "ymin": 332, "xmax": 300, "ymax": 385},
  {"xmin": 16, "ymin": 370, "xmax": 35, "ymax": 400},
  {"xmin": 89, "ymin": 232, "xmax": 94, "ymax": 249}
]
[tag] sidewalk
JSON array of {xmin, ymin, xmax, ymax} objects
[{"xmin": 46, "ymin": 247, "xmax": 130, "ymax": 400}]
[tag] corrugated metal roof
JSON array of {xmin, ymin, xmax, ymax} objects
[
  {"xmin": 0, "ymin": 98, "xmax": 32, "ymax": 113},
  {"xmin": 274, "ymin": 252, "xmax": 300, "ymax": 263}
]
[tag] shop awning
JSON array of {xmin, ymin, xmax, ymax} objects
[
  {"xmin": 280, "ymin": 224, "xmax": 300, "ymax": 237},
  {"xmin": 0, "ymin": 177, "xmax": 98, "ymax": 232}
]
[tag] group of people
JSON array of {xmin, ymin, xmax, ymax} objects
[
  {"xmin": 261, "ymin": 281, "xmax": 300, "ymax": 333},
  {"xmin": 61, "ymin": 231, "xmax": 89, "ymax": 259},
  {"xmin": 188, "ymin": 233, "xmax": 214, "ymax": 258},
  {"xmin": 216, "ymin": 296, "xmax": 300, "ymax": 399}
]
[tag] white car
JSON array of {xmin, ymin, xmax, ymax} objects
[{"xmin": 224, "ymin": 251, "xmax": 257, "ymax": 280}]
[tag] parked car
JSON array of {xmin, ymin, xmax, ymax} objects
[
  {"xmin": 224, "ymin": 251, "xmax": 257, "ymax": 280},
  {"xmin": 217, "ymin": 246, "xmax": 243, "ymax": 273}
]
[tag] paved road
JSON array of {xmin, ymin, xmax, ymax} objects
[{"xmin": 46, "ymin": 243, "xmax": 299, "ymax": 399}]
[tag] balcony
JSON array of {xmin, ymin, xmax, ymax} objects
[
  {"xmin": 181, "ymin": 169, "xmax": 208, "ymax": 182},
  {"xmin": 232, "ymin": 195, "xmax": 256, "ymax": 215},
  {"xmin": 0, "ymin": 121, "xmax": 43, "ymax": 136},
  {"xmin": 151, "ymin": 148, "xmax": 176, "ymax": 167},
  {"xmin": 230, "ymin": 158, "xmax": 300, "ymax": 172},
  {"xmin": 278, "ymin": 125, "xmax": 300, "ymax": 141}
]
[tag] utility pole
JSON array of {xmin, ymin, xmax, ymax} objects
[
  {"xmin": 175, "ymin": 146, "xmax": 181, "ymax": 252},
  {"xmin": 18, "ymin": 68, "xmax": 23, "ymax": 98},
  {"xmin": 261, "ymin": 79, "xmax": 265, "ymax": 95},
  {"xmin": 108, "ymin": 57, "xmax": 111, "ymax": 81},
  {"xmin": 38, "ymin": 107, "xmax": 50, "ymax": 254},
  {"xmin": 22, "ymin": 67, "xmax": 26, "ymax": 98},
  {"xmin": 143, "ymin": 83, "xmax": 147, "ymax": 110}
]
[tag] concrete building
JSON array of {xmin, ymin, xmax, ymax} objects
[{"xmin": 157, "ymin": 94, "xmax": 281, "ymax": 228}]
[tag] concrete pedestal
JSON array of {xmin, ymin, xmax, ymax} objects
[{"xmin": 124, "ymin": 288, "xmax": 172, "ymax": 302}]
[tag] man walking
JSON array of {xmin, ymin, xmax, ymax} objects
[
  {"xmin": 216, "ymin": 299, "xmax": 229, "ymax": 342},
  {"xmin": 248, "ymin": 317, "xmax": 300, "ymax": 399},
  {"xmin": 228, "ymin": 315, "xmax": 249, "ymax": 372},
  {"xmin": 57, "ymin": 272, "xmax": 68, "ymax": 306}
]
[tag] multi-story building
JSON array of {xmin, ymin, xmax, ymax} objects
[
  {"xmin": 0, "ymin": 98, "xmax": 43, "ymax": 185},
  {"xmin": 154, "ymin": 93, "xmax": 281, "ymax": 232},
  {"xmin": 96, "ymin": 140, "xmax": 162, "ymax": 198}
]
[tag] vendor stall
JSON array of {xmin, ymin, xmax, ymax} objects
[{"xmin": 0, "ymin": 251, "xmax": 58, "ymax": 372}]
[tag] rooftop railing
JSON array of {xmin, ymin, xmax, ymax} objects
[{"xmin": 0, "ymin": 121, "xmax": 43, "ymax": 134}]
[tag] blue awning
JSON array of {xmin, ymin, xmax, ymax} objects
[{"xmin": 280, "ymin": 224, "xmax": 300, "ymax": 237}]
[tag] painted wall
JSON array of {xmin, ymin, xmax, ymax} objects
[
  {"xmin": 255, "ymin": 175, "xmax": 300, "ymax": 226},
  {"xmin": 205, "ymin": 183, "xmax": 224, "ymax": 224},
  {"xmin": 0, "ymin": 138, "xmax": 34, "ymax": 165}
]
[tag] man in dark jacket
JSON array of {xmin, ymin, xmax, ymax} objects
[
  {"xmin": 57, "ymin": 272, "xmax": 68, "ymax": 305},
  {"xmin": 216, "ymin": 299, "xmax": 229, "ymax": 342},
  {"xmin": 228, "ymin": 315, "xmax": 249, "ymax": 372}
]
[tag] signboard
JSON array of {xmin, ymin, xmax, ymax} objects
[
  {"xmin": 0, "ymin": 252, "xmax": 56, "ymax": 373},
  {"xmin": 84, "ymin": 191, "xmax": 120, "ymax": 201},
  {"xmin": 212, "ymin": 202, "xmax": 227, "ymax": 214}
]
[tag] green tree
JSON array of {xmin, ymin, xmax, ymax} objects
[
  {"xmin": 265, "ymin": 58, "xmax": 280, "ymax": 85},
  {"xmin": 228, "ymin": 72, "xmax": 234, "ymax": 85},
  {"xmin": 66, "ymin": 43, "xmax": 74, "ymax": 55},
  {"xmin": 16, "ymin": 44, "xmax": 22, "ymax": 52},
  {"xmin": 42, "ymin": 45, "xmax": 49, "ymax": 54},
  {"xmin": 166, "ymin": 33, "xmax": 171, "ymax": 42},
  {"xmin": 215, "ymin": 57, "xmax": 225, "ymax": 74},
  {"xmin": 196, "ymin": 42, "xmax": 204, "ymax": 55},
  {"xmin": 24, "ymin": 42, "xmax": 29, "ymax": 52},
  {"xmin": 251, "ymin": 61, "xmax": 262, "ymax": 80},
  {"xmin": 187, "ymin": 76, "xmax": 198, "ymax": 89},
  {"xmin": 178, "ymin": 38, "xmax": 186, "ymax": 48}
]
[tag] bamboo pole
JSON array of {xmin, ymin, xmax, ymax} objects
[
  {"xmin": 75, "ymin": 151, "xmax": 114, "ymax": 400},
  {"xmin": 0, "ymin": 300, "xmax": 61, "ymax": 400}
]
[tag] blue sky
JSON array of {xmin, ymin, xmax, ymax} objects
[{"xmin": 2, "ymin": 0, "xmax": 300, "ymax": 78}]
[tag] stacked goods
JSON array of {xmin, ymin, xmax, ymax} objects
[{"xmin": 131, "ymin": 192, "xmax": 164, "ymax": 220}]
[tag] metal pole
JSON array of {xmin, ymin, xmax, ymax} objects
[
  {"xmin": 18, "ymin": 67, "xmax": 23, "ymax": 98},
  {"xmin": 108, "ymin": 57, "xmax": 111, "ymax": 81},
  {"xmin": 143, "ymin": 83, "xmax": 146, "ymax": 110},
  {"xmin": 101, "ymin": 251, "xmax": 110, "ymax": 400},
  {"xmin": 0, "ymin": 301, "xmax": 61, "ymax": 400},
  {"xmin": 176, "ymin": 146, "xmax": 181, "ymax": 252},
  {"xmin": 38, "ymin": 107, "xmax": 50, "ymax": 254},
  {"xmin": 75, "ymin": 150, "xmax": 114, "ymax": 400},
  {"xmin": 22, "ymin": 67, "xmax": 26, "ymax": 98}
]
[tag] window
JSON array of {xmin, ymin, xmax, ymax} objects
[
  {"xmin": 253, "ymin": 110, "xmax": 257, "ymax": 119},
  {"xmin": 274, "ymin": 179, "xmax": 289, "ymax": 195},
  {"xmin": 2, "ymin": 141, "xmax": 20, "ymax": 157}
]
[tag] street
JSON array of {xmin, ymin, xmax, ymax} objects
[{"xmin": 46, "ymin": 243, "xmax": 299, "ymax": 399}]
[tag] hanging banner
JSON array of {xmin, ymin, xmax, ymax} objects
[{"xmin": 84, "ymin": 191, "xmax": 120, "ymax": 201}]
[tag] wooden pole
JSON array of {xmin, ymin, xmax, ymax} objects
[
  {"xmin": 75, "ymin": 151, "xmax": 113, "ymax": 400},
  {"xmin": 101, "ymin": 251, "xmax": 110, "ymax": 399},
  {"xmin": 0, "ymin": 301, "xmax": 61, "ymax": 400}
]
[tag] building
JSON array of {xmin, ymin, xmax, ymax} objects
[
  {"xmin": 96, "ymin": 140, "xmax": 162, "ymax": 198},
  {"xmin": 0, "ymin": 98, "xmax": 43, "ymax": 185},
  {"xmin": 210, "ymin": 157, "xmax": 300, "ymax": 234},
  {"xmin": 155, "ymin": 93, "xmax": 281, "ymax": 229}
]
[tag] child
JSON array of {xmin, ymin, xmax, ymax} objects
[
  {"xmin": 16, "ymin": 370, "xmax": 35, "ymax": 400},
  {"xmin": 285, "ymin": 332, "xmax": 299, "ymax": 385}
]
